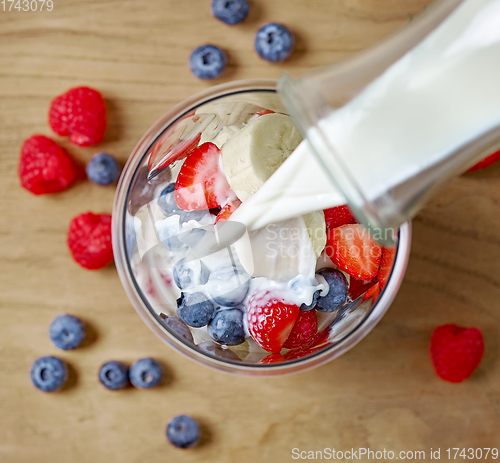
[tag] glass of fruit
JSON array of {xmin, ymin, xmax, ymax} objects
[{"xmin": 112, "ymin": 80, "xmax": 411, "ymax": 375}]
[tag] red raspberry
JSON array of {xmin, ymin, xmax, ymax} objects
[
  {"xmin": 430, "ymin": 324, "xmax": 484, "ymax": 383},
  {"xmin": 49, "ymin": 86, "xmax": 107, "ymax": 146},
  {"xmin": 283, "ymin": 309, "xmax": 318, "ymax": 349},
  {"xmin": 18, "ymin": 135, "xmax": 78, "ymax": 195},
  {"xmin": 67, "ymin": 212, "xmax": 113, "ymax": 270}
]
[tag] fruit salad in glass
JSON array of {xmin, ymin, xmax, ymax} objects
[{"xmin": 113, "ymin": 81, "xmax": 411, "ymax": 375}]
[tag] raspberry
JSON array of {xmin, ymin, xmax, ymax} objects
[
  {"xmin": 67, "ymin": 212, "xmax": 113, "ymax": 270},
  {"xmin": 430, "ymin": 324, "xmax": 484, "ymax": 383},
  {"xmin": 18, "ymin": 135, "xmax": 78, "ymax": 195},
  {"xmin": 283, "ymin": 309, "xmax": 318, "ymax": 349},
  {"xmin": 49, "ymin": 86, "xmax": 107, "ymax": 147}
]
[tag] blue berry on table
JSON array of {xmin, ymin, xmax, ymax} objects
[
  {"xmin": 129, "ymin": 358, "xmax": 163, "ymax": 389},
  {"xmin": 166, "ymin": 415, "xmax": 201, "ymax": 449},
  {"xmin": 177, "ymin": 292, "xmax": 216, "ymax": 328},
  {"xmin": 211, "ymin": 0, "xmax": 249, "ymax": 25},
  {"xmin": 208, "ymin": 307, "xmax": 246, "ymax": 346},
  {"xmin": 315, "ymin": 268, "xmax": 348, "ymax": 312},
  {"xmin": 98, "ymin": 361, "xmax": 129, "ymax": 390},
  {"xmin": 86, "ymin": 152, "xmax": 120, "ymax": 186},
  {"xmin": 49, "ymin": 314, "xmax": 86, "ymax": 350},
  {"xmin": 254, "ymin": 23, "xmax": 295, "ymax": 62},
  {"xmin": 30, "ymin": 356, "xmax": 68, "ymax": 392},
  {"xmin": 189, "ymin": 44, "xmax": 227, "ymax": 80},
  {"xmin": 158, "ymin": 183, "xmax": 181, "ymax": 216}
]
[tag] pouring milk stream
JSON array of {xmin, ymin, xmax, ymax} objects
[{"xmin": 230, "ymin": 0, "xmax": 500, "ymax": 239}]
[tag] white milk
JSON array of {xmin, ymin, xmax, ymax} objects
[{"xmin": 232, "ymin": 0, "xmax": 500, "ymax": 230}]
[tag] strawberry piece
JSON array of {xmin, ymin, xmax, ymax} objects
[
  {"xmin": 466, "ymin": 150, "xmax": 500, "ymax": 173},
  {"xmin": 258, "ymin": 353, "xmax": 285, "ymax": 365},
  {"xmin": 215, "ymin": 199, "xmax": 242, "ymax": 223},
  {"xmin": 348, "ymin": 276, "xmax": 378, "ymax": 300},
  {"xmin": 257, "ymin": 109, "xmax": 275, "ymax": 117},
  {"xmin": 283, "ymin": 310, "xmax": 318, "ymax": 349},
  {"xmin": 18, "ymin": 135, "xmax": 79, "ymax": 195},
  {"xmin": 362, "ymin": 283, "xmax": 380, "ymax": 301},
  {"xmin": 324, "ymin": 205, "xmax": 357, "ymax": 231},
  {"xmin": 49, "ymin": 86, "xmax": 107, "ymax": 147},
  {"xmin": 174, "ymin": 142, "xmax": 232, "ymax": 211},
  {"xmin": 430, "ymin": 324, "xmax": 484, "ymax": 383},
  {"xmin": 326, "ymin": 224, "xmax": 382, "ymax": 281},
  {"xmin": 378, "ymin": 246, "xmax": 397, "ymax": 290},
  {"xmin": 67, "ymin": 212, "xmax": 113, "ymax": 270},
  {"xmin": 247, "ymin": 292, "xmax": 300, "ymax": 353}
]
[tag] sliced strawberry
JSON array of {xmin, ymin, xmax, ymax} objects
[
  {"xmin": 362, "ymin": 283, "xmax": 380, "ymax": 302},
  {"xmin": 349, "ymin": 275, "xmax": 378, "ymax": 300},
  {"xmin": 378, "ymin": 246, "xmax": 397, "ymax": 290},
  {"xmin": 215, "ymin": 198, "xmax": 242, "ymax": 223},
  {"xmin": 323, "ymin": 205, "xmax": 357, "ymax": 231},
  {"xmin": 247, "ymin": 292, "xmax": 300, "ymax": 353},
  {"xmin": 258, "ymin": 353, "xmax": 285, "ymax": 365},
  {"xmin": 174, "ymin": 142, "xmax": 232, "ymax": 211},
  {"xmin": 326, "ymin": 224, "xmax": 382, "ymax": 281},
  {"xmin": 466, "ymin": 149, "xmax": 500, "ymax": 173},
  {"xmin": 283, "ymin": 310, "xmax": 318, "ymax": 349}
]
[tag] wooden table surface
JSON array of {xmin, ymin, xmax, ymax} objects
[{"xmin": 1, "ymin": 0, "xmax": 500, "ymax": 462}]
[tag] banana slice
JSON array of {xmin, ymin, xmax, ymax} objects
[
  {"xmin": 199, "ymin": 124, "xmax": 241, "ymax": 148},
  {"xmin": 221, "ymin": 113, "xmax": 302, "ymax": 201},
  {"xmin": 302, "ymin": 211, "xmax": 326, "ymax": 258}
]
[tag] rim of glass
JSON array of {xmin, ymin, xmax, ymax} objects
[{"xmin": 112, "ymin": 79, "xmax": 412, "ymax": 376}]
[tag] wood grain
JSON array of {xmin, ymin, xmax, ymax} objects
[{"xmin": 1, "ymin": 1, "xmax": 500, "ymax": 462}]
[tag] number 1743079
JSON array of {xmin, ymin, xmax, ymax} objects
[{"xmin": 1, "ymin": 0, "xmax": 53, "ymax": 11}]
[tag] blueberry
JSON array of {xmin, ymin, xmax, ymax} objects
[
  {"xmin": 208, "ymin": 308, "xmax": 246, "ymax": 346},
  {"xmin": 98, "ymin": 361, "xmax": 129, "ymax": 390},
  {"xmin": 86, "ymin": 153, "xmax": 120, "ymax": 186},
  {"xmin": 211, "ymin": 0, "xmax": 249, "ymax": 25},
  {"xmin": 30, "ymin": 356, "xmax": 68, "ymax": 392},
  {"xmin": 156, "ymin": 217, "xmax": 186, "ymax": 252},
  {"xmin": 166, "ymin": 415, "xmax": 201, "ymax": 449},
  {"xmin": 129, "ymin": 358, "xmax": 163, "ymax": 389},
  {"xmin": 49, "ymin": 314, "xmax": 86, "ymax": 350},
  {"xmin": 300, "ymin": 290, "xmax": 321, "ymax": 311},
  {"xmin": 206, "ymin": 264, "xmax": 249, "ymax": 306},
  {"xmin": 173, "ymin": 258, "xmax": 210, "ymax": 290},
  {"xmin": 158, "ymin": 183, "xmax": 182, "ymax": 216},
  {"xmin": 179, "ymin": 209, "xmax": 210, "ymax": 225},
  {"xmin": 189, "ymin": 44, "xmax": 227, "ymax": 80},
  {"xmin": 178, "ymin": 228, "xmax": 208, "ymax": 249},
  {"xmin": 316, "ymin": 268, "xmax": 349, "ymax": 312},
  {"xmin": 177, "ymin": 292, "xmax": 216, "ymax": 328},
  {"xmin": 255, "ymin": 23, "xmax": 295, "ymax": 63},
  {"xmin": 160, "ymin": 314, "xmax": 194, "ymax": 343}
]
